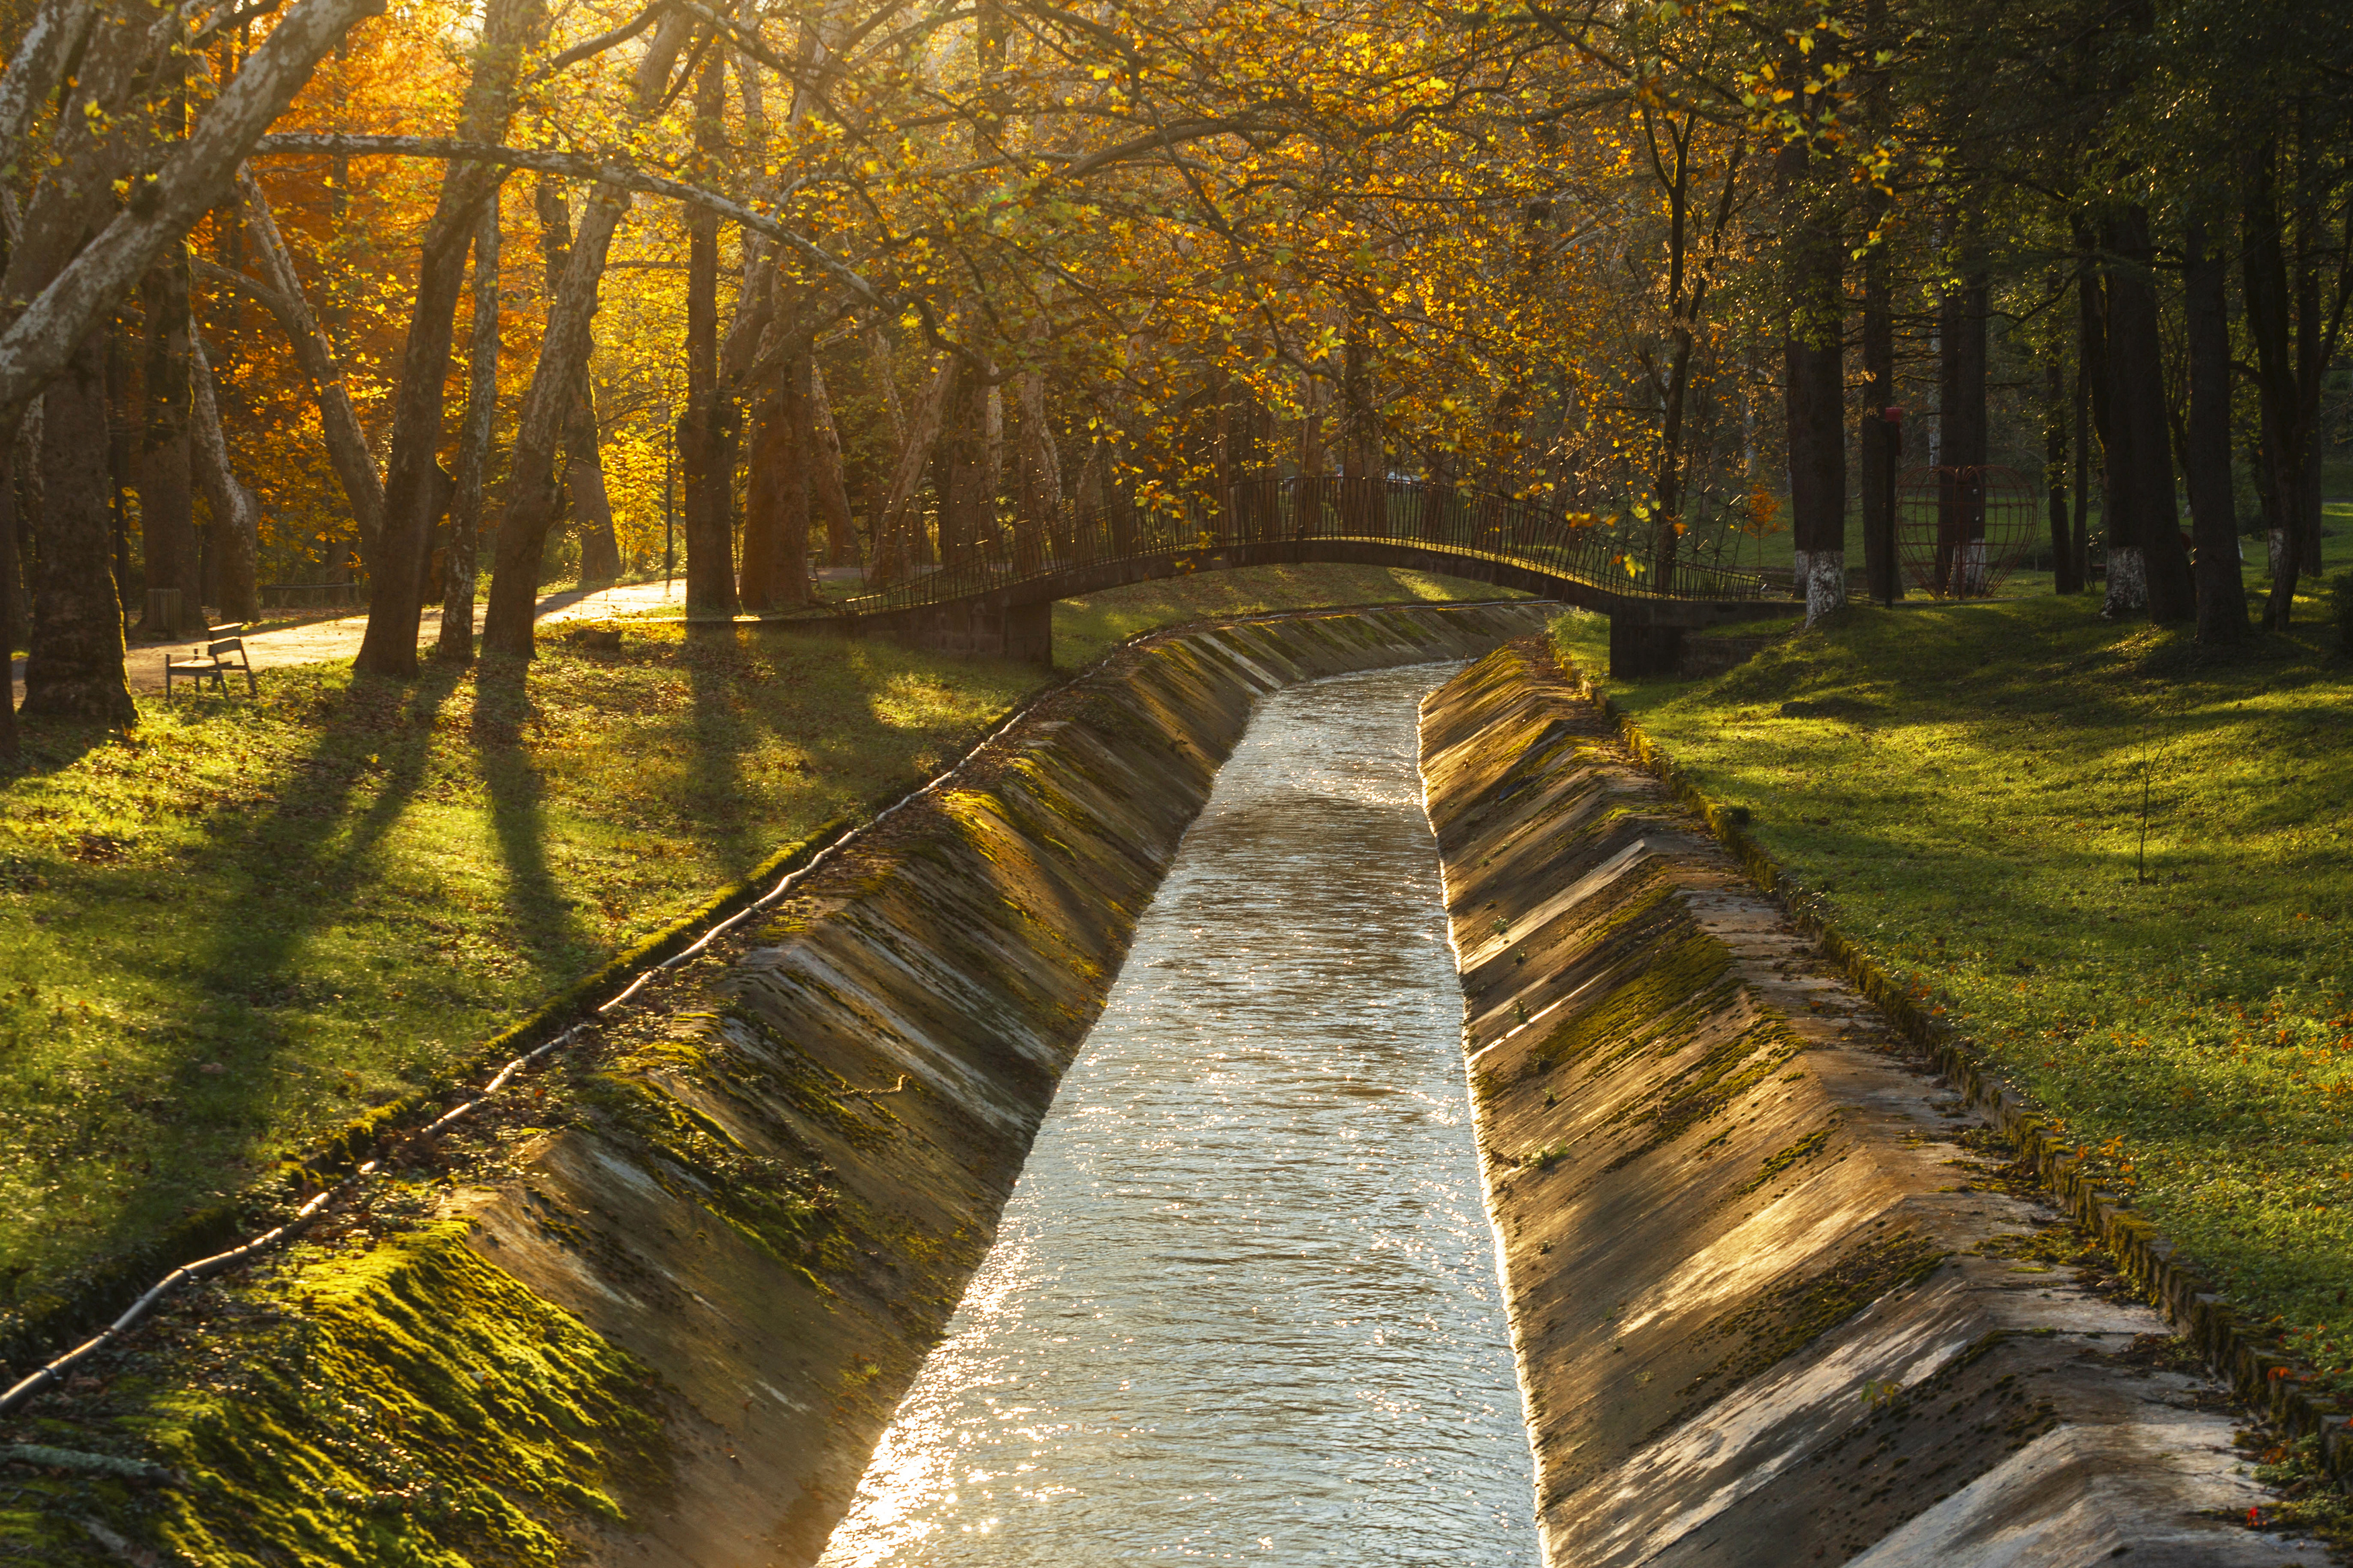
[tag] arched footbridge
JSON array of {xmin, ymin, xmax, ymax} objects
[{"xmin": 762, "ymin": 475, "xmax": 1776, "ymax": 676}]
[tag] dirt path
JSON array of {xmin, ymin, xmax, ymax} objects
[{"xmin": 11, "ymin": 579, "xmax": 682, "ymax": 702}]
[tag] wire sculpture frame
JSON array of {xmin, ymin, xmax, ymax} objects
[{"xmin": 1895, "ymin": 466, "xmax": 2038, "ymax": 599}]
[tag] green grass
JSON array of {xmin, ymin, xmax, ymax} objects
[
  {"xmin": 1554, "ymin": 574, "xmax": 2353, "ymax": 1383},
  {"xmin": 0, "ymin": 562, "xmax": 1510, "ymax": 1323},
  {"xmin": 1703, "ymin": 497, "xmax": 2350, "ymax": 588}
]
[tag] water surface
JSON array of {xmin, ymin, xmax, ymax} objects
[{"xmin": 815, "ymin": 663, "xmax": 1536, "ymax": 1566}]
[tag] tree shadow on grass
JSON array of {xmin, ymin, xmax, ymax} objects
[
  {"xmin": 676, "ymin": 628, "xmax": 768, "ymax": 874},
  {"xmin": 3, "ymin": 663, "xmax": 466, "ymax": 1321},
  {"xmin": 470, "ymin": 655, "xmax": 594, "ymax": 981}
]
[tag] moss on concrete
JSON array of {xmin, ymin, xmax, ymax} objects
[{"xmin": 3, "ymin": 1221, "xmax": 669, "ymax": 1567}]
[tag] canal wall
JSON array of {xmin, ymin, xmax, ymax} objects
[
  {"xmin": 20, "ymin": 602, "xmax": 1552, "ymax": 1568},
  {"xmin": 1417, "ymin": 638, "xmax": 2285, "ymax": 1566}
]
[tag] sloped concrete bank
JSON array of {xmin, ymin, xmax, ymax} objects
[
  {"xmin": 1419, "ymin": 641, "xmax": 2294, "ymax": 1567},
  {"xmin": 8, "ymin": 602, "xmax": 1550, "ymax": 1568}
]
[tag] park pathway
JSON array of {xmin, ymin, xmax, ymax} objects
[{"xmin": 9, "ymin": 579, "xmax": 682, "ymax": 702}]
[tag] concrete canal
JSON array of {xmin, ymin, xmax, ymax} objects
[{"xmin": 815, "ymin": 663, "xmax": 1539, "ymax": 1565}]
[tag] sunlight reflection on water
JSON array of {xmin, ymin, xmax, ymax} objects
[{"xmin": 813, "ymin": 663, "xmax": 1537, "ymax": 1566}]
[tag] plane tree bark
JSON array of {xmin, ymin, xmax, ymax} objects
[
  {"xmin": 190, "ymin": 335, "xmax": 260, "ymax": 623},
  {"xmin": 353, "ymin": 0, "xmax": 545, "ymax": 676},
  {"xmin": 137, "ymin": 241, "xmax": 201, "ymax": 637},
  {"xmin": 204, "ymin": 167, "xmax": 385, "ymax": 548},
  {"xmin": 2100, "ymin": 207, "xmax": 2196, "ymax": 623},
  {"xmin": 438, "ymin": 202, "xmax": 501, "ymax": 662},
  {"xmin": 480, "ymin": 9, "xmax": 698, "ymax": 657},
  {"xmin": 2182, "ymin": 215, "xmax": 2247, "ymax": 644},
  {"xmin": 677, "ymin": 46, "xmax": 737, "ymax": 619},
  {"xmin": 533, "ymin": 178, "xmax": 623, "ymax": 584},
  {"xmin": 1780, "ymin": 138, "xmax": 1845, "ymax": 622}
]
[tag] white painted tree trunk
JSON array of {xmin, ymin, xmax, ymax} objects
[
  {"xmin": 1802, "ymin": 547, "xmax": 1846, "ymax": 624},
  {"xmin": 2104, "ymin": 545, "xmax": 2148, "ymax": 616}
]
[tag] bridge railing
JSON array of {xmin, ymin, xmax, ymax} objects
[{"xmin": 833, "ymin": 475, "xmax": 1774, "ymax": 614}]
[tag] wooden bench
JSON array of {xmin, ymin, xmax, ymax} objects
[{"xmin": 163, "ymin": 625, "xmax": 257, "ymax": 699}]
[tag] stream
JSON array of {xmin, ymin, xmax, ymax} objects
[{"xmin": 815, "ymin": 662, "xmax": 1537, "ymax": 1565}]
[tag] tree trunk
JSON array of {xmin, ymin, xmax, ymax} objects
[
  {"xmin": 1859, "ymin": 230, "xmax": 1899, "ymax": 604},
  {"xmin": 480, "ymin": 12, "xmax": 693, "ymax": 656},
  {"xmin": 1856, "ymin": 0, "xmax": 1897, "ymax": 604},
  {"xmin": 868, "ymin": 328, "xmax": 907, "ymax": 451},
  {"xmin": 233, "ymin": 167, "xmax": 384, "ymax": 547},
  {"xmin": 2044, "ymin": 352, "xmax": 2078, "ymax": 595},
  {"xmin": 0, "ymin": 0, "xmax": 98, "ymax": 182},
  {"xmin": 564, "ymin": 382, "xmax": 619, "ymax": 583},
  {"xmin": 938, "ymin": 363, "xmax": 992, "ymax": 567},
  {"xmin": 737, "ymin": 378, "xmax": 783, "ymax": 611},
  {"xmin": 807, "ymin": 364, "xmax": 859, "ymax": 566},
  {"xmin": 437, "ymin": 201, "xmax": 499, "ymax": 662},
  {"xmin": 105, "ymin": 317, "xmax": 131, "ymax": 606},
  {"xmin": 778, "ymin": 353, "xmax": 814, "ymax": 605},
  {"xmin": 869, "ymin": 358, "xmax": 957, "ymax": 585},
  {"xmin": 678, "ymin": 49, "xmax": 735, "ymax": 618},
  {"xmin": 1014, "ymin": 366, "xmax": 1060, "ymax": 570},
  {"xmin": 136, "ymin": 243, "xmax": 202, "ymax": 636},
  {"xmin": 134, "ymin": 62, "xmax": 203, "ymax": 636},
  {"xmin": 740, "ymin": 356, "xmax": 812, "ymax": 612},
  {"xmin": 534, "ymin": 178, "xmax": 621, "ymax": 585},
  {"xmin": 2243, "ymin": 138, "xmax": 2311, "ymax": 630},
  {"xmin": 352, "ymin": 0, "xmax": 543, "ymax": 676},
  {"xmin": 2292, "ymin": 131, "xmax": 2325, "ymax": 579},
  {"xmin": 2183, "ymin": 216, "xmax": 2247, "ymax": 643},
  {"xmin": 11, "ymin": 403, "xmax": 40, "ymax": 641},
  {"xmin": 1931, "ymin": 270, "xmax": 1988, "ymax": 595},
  {"xmin": 190, "ymin": 336, "xmax": 260, "ymax": 622},
  {"xmin": 24, "ymin": 328, "xmax": 133, "ymax": 723},
  {"xmin": 2102, "ymin": 207, "xmax": 2196, "ymax": 623},
  {"xmin": 1781, "ymin": 141, "xmax": 1846, "ymax": 622}
]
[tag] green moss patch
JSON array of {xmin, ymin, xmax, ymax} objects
[
  {"xmin": 3, "ymin": 1222, "xmax": 668, "ymax": 1567},
  {"xmin": 1704, "ymin": 1229, "xmax": 1952, "ymax": 1387}
]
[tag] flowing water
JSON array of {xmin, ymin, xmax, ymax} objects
[{"xmin": 815, "ymin": 663, "xmax": 1538, "ymax": 1566}]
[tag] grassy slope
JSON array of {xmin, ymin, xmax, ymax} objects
[
  {"xmin": 1554, "ymin": 577, "xmax": 2353, "ymax": 1384},
  {"xmin": 0, "ymin": 563, "xmax": 1514, "ymax": 1310}
]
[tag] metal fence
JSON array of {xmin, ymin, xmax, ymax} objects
[{"xmin": 837, "ymin": 474, "xmax": 1773, "ymax": 616}]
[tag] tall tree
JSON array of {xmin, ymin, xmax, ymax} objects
[
  {"xmin": 438, "ymin": 202, "xmax": 502, "ymax": 662},
  {"xmin": 532, "ymin": 179, "xmax": 623, "ymax": 585},
  {"xmin": 2182, "ymin": 214, "xmax": 2246, "ymax": 643},
  {"xmin": 676, "ymin": 45, "xmax": 737, "ymax": 618},
  {"xmin": 352, "ymin": 0, "xmax": 544, "ymax": 677},
  {"xmin": 190, "ymin": 336, "xmax": 261, "ymax": 623},
  {"xmin": 480, "ymin": 10, "xmax": 699, "ymax": 655},
  {"xmin": 1780, "ymin": 139, "xmax": 1845, "ymax": 622},
  {"xmin": 2099, "ymin": 207, "xmax": 2196, "ymax": 623},
  {"xmin": 136, "ymin": 243, "xmax": 201, "ymax": 636}
]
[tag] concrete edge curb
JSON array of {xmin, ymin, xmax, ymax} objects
[{"xmin": 1548, "ymin": 638, "xmax": 2351, "ymax": 1483}]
